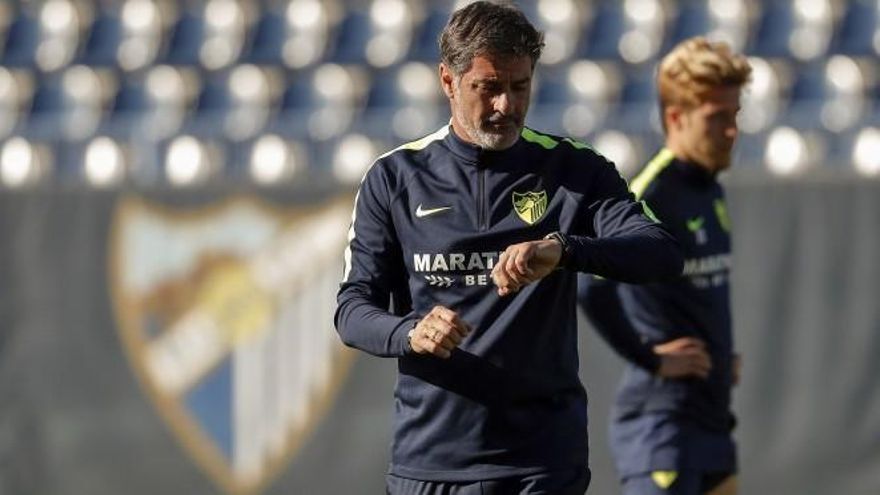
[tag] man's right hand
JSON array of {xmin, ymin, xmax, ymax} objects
[
  {"xmin": 653, "ymin": 337, "xmax": 712, "ymax": 380},
  {"xmin": 409, "ymin": 306, "xmax": 472, "ymax": 359}
]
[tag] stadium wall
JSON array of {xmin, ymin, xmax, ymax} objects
[{"xmin": 0, "ymin": 177, "xmax": 878, "ymax": 494}]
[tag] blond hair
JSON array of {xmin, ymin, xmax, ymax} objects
[{"xmin": 657, "ymin": 37, "xmax": 752, "ymax": 114}]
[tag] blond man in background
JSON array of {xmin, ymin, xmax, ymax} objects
[{"xmin": 579, "ymin": 37, "xmax": 752, "ymax": 495}]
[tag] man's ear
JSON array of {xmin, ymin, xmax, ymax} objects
[
  {"xmin": 665, "ymin": 105, "xmax": 684, "ymax": 132},
  {"xmin": 439, "ymin": 63, "xmax": 455, "ymax": 99}
]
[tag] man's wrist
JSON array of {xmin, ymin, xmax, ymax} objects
[
  {"xmin": 544, "ymin": 231, "xmax": 573, "ymax": 270},
  {"xmin": 405, "ymin": 323, "xmax": 418, "ymax": 354}
]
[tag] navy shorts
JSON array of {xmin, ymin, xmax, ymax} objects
[
  {"xmin": 620, "ymin": 470, "xmax": 733, "ymax": 495},
  {"xmin": 610, "ymin": 412, "xmax": 737, "ymax": 478},
  {"xmin": 386, "ymin": 468, "xmax": 591, "ymax": 495}
]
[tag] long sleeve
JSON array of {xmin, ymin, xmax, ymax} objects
[
  {"xmin": 568, "ymin": 164, "xmax": 684, "ymax": 283},
  {"xmin": 334, "ymin": 164, "xmax": 419, "ymax": 358},
  {"xmin": 577, "ymin": 274, "xmax": 660, "ymax": 372}
]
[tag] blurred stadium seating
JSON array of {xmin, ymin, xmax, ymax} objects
[{"xmin": 1, "ymin": 0, "xmax": 879, "ymax": 189}]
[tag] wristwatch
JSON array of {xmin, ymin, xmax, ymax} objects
[
  {"xmin": 544, "ymin": 231, "xmax": 573, "ymax": 270},
  {"xmin": 406, "ymin": 324, "xmax": 417, "ymax": 353}
]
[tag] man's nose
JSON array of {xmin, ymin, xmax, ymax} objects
[
  {"xmin": 493, "ymin": 91, "xmax": 512, "ymax": 114},
  {"xmin": 725, "ymin": 124, "xmax": 738, "ymax": 140}
]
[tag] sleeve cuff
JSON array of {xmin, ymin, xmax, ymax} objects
[{"xmin": 395, "ymin": 317, "xmax": 421, "ymax": 356}]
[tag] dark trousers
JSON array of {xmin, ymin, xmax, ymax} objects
[{"xmin": 386, "ymin": 468, "xmax": 591, "ymax": 495}]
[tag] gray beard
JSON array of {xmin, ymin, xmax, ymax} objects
[
  {"xmin": 451, "ymin": 99, "xmax": 520, "ymax": 150},
  {"xmin": 467, "ymin": 124, "xmax": 519, "ymax": 150}
]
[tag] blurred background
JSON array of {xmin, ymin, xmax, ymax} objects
[{"xmin": 0, "ymin": 0, "xmax": 878, "ymax": 494}]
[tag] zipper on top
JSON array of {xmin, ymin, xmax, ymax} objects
[{"xmin": 477, "ymin": 167, "xmax": 487, "ymax": 231}]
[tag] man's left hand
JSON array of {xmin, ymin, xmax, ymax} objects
[{"xmin": 490, "ymin": 239, "xmax": 562, "ymax": 296}]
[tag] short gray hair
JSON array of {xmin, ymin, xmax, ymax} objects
[{"xmin": 439, "ymin": 1, "xmax": 544, "ymax": 76}]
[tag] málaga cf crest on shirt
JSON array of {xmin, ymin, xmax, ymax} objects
[{"xmin": 512, "ymin": 190, "xmax": 548, "ymax": 225}]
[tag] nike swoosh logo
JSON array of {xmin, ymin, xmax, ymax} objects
[
  {"xmin": 415, "ymin": 204, "xmax": 452, "ymax": 218},
  {"xmin": 686, "ymin": 216, "xmax": 705, "ymax": 232}
]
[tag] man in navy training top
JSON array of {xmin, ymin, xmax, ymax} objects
[
  {"xmin": 578, "ymin": 37, "xmax": 752, "ymax": 495},
  {"xmin": 335, "ymin": 2, "xmax": 684, "ymax": 494}
]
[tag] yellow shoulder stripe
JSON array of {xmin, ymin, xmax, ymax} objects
[{"xmin": 630, "ymin": 148, "xmax": 675, "ymax": 200}]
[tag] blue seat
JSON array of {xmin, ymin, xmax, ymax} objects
[
  {"xmin": 164, "ymin": 12, "xmax": 205, "ymax": 65},
  {"xmin": 195, "ymin": 76, "xmax": 230, "ymax": 114},
  {"xmin": 111, "ymin": 78, "xmax": 148, "ymax": 116},
  {"xmin": 666, "ymin": 2, "xmax": 711, "ymax": 48},
  {"xmin": 278, "ymin": 68, "xmax": 320, "ymax": 112},
  {"xmin": 831, "ymin": 1, "xmax": 879, "ymax": 55},
  {"xmin": 620, "ymin": 68, "xmax": 657, "ymax": 106},
  {"xmin": 272, "ymin": 69, "xmax": 324, "ymax": 137},
  {"xmin": 387, "ymin": 62, "xmax": 442, "ymax": 102},
  {"xmin": 29, "ymin": 78, "xmax": 66, "ymax": 116},
  {"xmin": 27, "ymin": 77, "xmax": 66, "ymax": 138},
  {"xmin": 79, "ymin": 13, "xmax": 123, "ymax": 67},
  {"xmin": 244, "ymin": 9, "xmax": 287, "ymax": 64},
  {"xmin": 190, "ymin": 75, "xmax": 232, "ymax": 134},
  {"xmin": 533, "ymin": 66, "xmax": 571, "ymax": 106},
  {"xmin": 1, "ymin": 12, "xmax": 39, "ymax": 67},
  {"xmin": 749, "ymin": 2, "xmax": 795, "ymax": 57},
  {"xmin": 359, "ymin": 62, "xmax": 444, "ymax": 141},
  {"xmin": 364, "ymin": 67, "xmax": 401, "ymax": 110},
  {"xmin": 781, "ymin": 70, "xmax": 826, "ymax": 131},
  {"xmin": 409, "ymin": 4, "xmax": 452, "ymax": 62},
  {"xmin": 103, "ymin": 77, "xmax": 147, "ymax": 136},
  {"xmin": 577, "ymin": 2, "xmax": 625, "ymax": 60},
  {"xmin": 614, "ymin": 67, "xmax": 660, "ymax": 133},
  {"xmin": 788, "ymin": 62, "xmax": 827, "ymax": 103},
  {"xmin": 326, "ymin": 9, "xmax": 371, "ymax": 64}
]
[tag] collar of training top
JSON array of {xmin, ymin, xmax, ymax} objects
[
  {"xmin": 443, "ymin": 125, "xmax": 526, "ymax": 166},
  {"xmin": 673, "ymin": 158, "xmax": 719, "ymax": 186}
]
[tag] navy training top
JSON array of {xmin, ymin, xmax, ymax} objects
[
  {"xmin": 579, "ymin": 148, "xmax": 736, "ymax": 435},
  {"xmin": 335, "ymin": 127, "xmax": 683, "ymax": 482}
]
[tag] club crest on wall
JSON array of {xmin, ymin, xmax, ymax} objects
[{"xmin": 109, "ymin": 195, "xmax": 354, "ymax": 495}]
